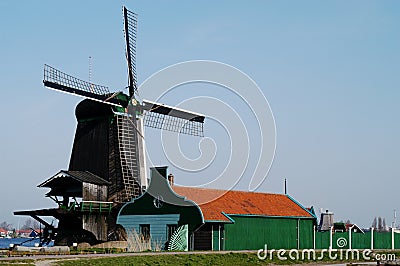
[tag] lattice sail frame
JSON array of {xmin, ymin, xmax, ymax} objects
[
  {"xmin": 123, "ymin": 7, "xmax": 138, "ymax": 95},
  {"xmin": 143, "ymin": 111, "xmax": 204, "ymax": 137},
  {"xmin": 116, "ymin": 113, "xmax": 142, "ymax": 201},
  {"xmin": 44, "ymin": 64, "xmax": 109, "ymax": 95},
  {"xmin": 43, "ymin": 64, "xmax": 125, "ymax": 107},
  {"xmin": 142, "ymin": 100, "xmax": 205, "ymax": 137}
]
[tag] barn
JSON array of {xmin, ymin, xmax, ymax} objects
[{"xmin": 117, "ymin": 167, "xmax": 317, "ymax": 251}]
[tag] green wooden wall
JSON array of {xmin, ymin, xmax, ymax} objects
[
  {"xmin": 223, "ymin": 215, "xmax": 315, "ymax": 250},
  {"xmin": 117, "ymin": 214, "xmax": 180, "ymax": 248},
  {"xmin": 315, "ymin": 231, "xmax": 330, "ymax": 249},
  {"xmin": 373, "ymin": 232, "xmax": 391, "ymax": 249},
  {"xmin": 395, "ymin": 232, "xmax": 400, "ymax": 249},
  {"xmin": 352, "ymin": 231, "xmax": 371, "ymax": 249},
  {"xmin": 212, "ymin": 224, "xmax": 224, "ymax": 251}
]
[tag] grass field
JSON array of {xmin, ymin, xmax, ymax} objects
[
  {"xmin": 0, "ymin": 259, "xmax": 35, "ymax": 266},
  {"xmin": 50, "ymin": 251, "xmax": 393, "ymax": 266},
  {"xmin": 56, "ymin": 253, "xmax": 264, "ymax": 266},
  {"xmin": 1, "ymin": 250, "xmax": 398, "ymax": 265}
]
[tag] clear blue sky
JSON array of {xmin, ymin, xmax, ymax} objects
[{"xmin": 0, "ymin": 1, "xmax": 399, "ymax": 228}]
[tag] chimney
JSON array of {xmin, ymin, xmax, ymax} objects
[{"xmin": 168, "ymin": 173, "xmax": 174, "ymax": 187}]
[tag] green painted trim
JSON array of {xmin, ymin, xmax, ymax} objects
[
  {"xmin": 225, "ymin": 213, "xmax": 315, "ymax": 219},
  {"xmin": 205, "ymin": 219, "xmax": 231, "ymax": 223},
  {"xmin": 286, "ymin": 194, "xmax": 318, "ymax": 219},
  {"xmin": 169, "ymin": 189, "xmax": 205, "ymax": 224},
  {"xmin": 221, "ymin": 212, "xmax": 235, "ymax": 223}
]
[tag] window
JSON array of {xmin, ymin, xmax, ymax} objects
[
  {"xmin": 139, "ymin": 224, "xmax": 150, "ymax": 241},
  {"xmin": 167, "ymin": 224, "xmax": 178, "ymax": 241}
]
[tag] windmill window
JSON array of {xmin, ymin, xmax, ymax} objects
[
  {"xmin": 139, "ymin": 224, "xmax": 150, "ymax": 241},
  {"xmin": 167, "ymin": 224, "xmax": 177, "ymax": 241}
]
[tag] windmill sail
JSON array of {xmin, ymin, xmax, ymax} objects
[
  {"xmin": 142, "ymin": 100, "xmax": 205, "ymax": 137},
  {"xmin": 123, "ymin": 7, "xmax": 138, "ymax": 97},
  {"xmin": 43, "ymin": 64, "xmax": 128, "ymax": 107},
  {"xmin": 116, "ymin": 107, "xmax": 144, "ymax": 202}
]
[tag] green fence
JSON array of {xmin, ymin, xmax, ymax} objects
[
  {"xmin": 395, "ymin": 233, "xmax": 400, "ymax": 249},
  {"xmin": 315, "ymin": 230, "xmax": 398, "ymax": 250},
  {"xmin": 315, "ymin": 231, "xmax": 331, "ymax": 249},
  {"xmin": 222, "ymin": 214, "xmax": 400, "ymax": 250},
  {"xmin": 374, "ymin": 232, "xmax": 391, "ymax": 249},
  {"xmin": 352, "ymin": 231, "xmax": 371, "ymax": 249}
]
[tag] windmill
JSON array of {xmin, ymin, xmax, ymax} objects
[
  {"xmin": 43, "ymin": 7, "xmax": 204, "ymax": 203},
  {"xmin": 15, "ymin": 6, "xmax": 205, "ymax": 245}
]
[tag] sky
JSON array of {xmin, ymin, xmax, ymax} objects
[{"xmin": 0, "ymin": 1, "xmax": 399, "ymax": 228}]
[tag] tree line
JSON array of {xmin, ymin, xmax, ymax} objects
[{"xmin": 0, "ymin": 218, "xmax": 40, "ymax": 231}]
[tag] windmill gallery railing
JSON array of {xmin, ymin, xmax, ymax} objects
[{"xmin": 65, "ymin": 201, "xmax": 113, "ymax": 214}]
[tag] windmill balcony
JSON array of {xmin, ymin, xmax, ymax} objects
[{"xmin": 64, "ymin": 201, "xmax": 113, "ymax": 214}]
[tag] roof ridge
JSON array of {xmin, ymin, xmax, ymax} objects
[{"xmin": 174, "ymin": 185, "xmax": 286, "ymax": 196}]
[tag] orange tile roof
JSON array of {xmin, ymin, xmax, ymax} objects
[{"xmin": 172, "ymin": 186, "xmax": 314, "ymax": 222}]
